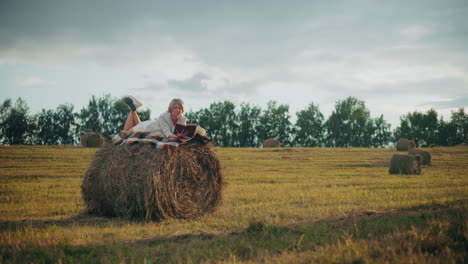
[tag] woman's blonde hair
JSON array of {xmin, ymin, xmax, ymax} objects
[{"xmin": 168, "ymin": 98, "xmax": 184, "ymax": 112}]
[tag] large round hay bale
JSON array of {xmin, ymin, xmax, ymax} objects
[
  {"xmin": 408, "ymin": 149, "xmax": 431, "ymax": 165},
  {"xmin": 81, "ymin": 139, "xmax": 224, "ymax": 220},
  {"xmin": 263, "ymin": 138, "xmax": 281, "ymax": 148},
  {"xmin": 100, "ymin": 135, "xmax": 112, "ymax": 147},
  {"xmin": 81, "ymin": 132, "xmax": 106, "ymax": 147},
  {"xmin": 389, "ymin": 154, "xmax": 422, "ymax": 175},
  {"xmin": 396, "ymin": 138, "xmax": 416, "ymax": 151}
]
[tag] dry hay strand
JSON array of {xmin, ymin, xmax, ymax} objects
[
  {"xmin": 81, "ymin": 132, "xmax": 106, "ymax": 147},
  {"xmin": 263, "ymin": 138, "xmax": 281, "ymax": 148},
  {"xmin": 81, "ymin": 138, "xmax": 224, "ymax": 220},
  {"xmin": 100, "ymin": 135, "xmax": 112, "ymax": 146},
  {"xmin": 396, "ymin": 138, "xmax": 416, "ymax": 151},
  {"xmin": 408, "ymin": 149, "xmax": 432, "ymax": 165},
  {"xmin": 389, "ymin": 154, "xmax": 422, "ymax": 175}
]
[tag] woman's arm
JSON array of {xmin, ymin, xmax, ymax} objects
[
  {"xmin": 156, "ymin": 112, "xmax": 176, "ymax": 138},
  {"xmin": 167, "ymin": 116, "xmax": 188, "ymax": 142}
]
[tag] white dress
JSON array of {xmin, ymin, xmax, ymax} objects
[
  {"xmin": 112, "ymin": 112, "xmax": 187, "ymax": 144},
  {"xmin": 132, "ymin": 111, "xmax": 187, "ymax": 137}
]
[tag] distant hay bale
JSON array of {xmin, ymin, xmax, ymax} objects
[
  {"xmin": 81, "ymin": 132, "xmax": 107, "ymax": 147},
  {"xmin": 408, "ymin": 149, "xmax": 431, "ymax": 165},
  {"xmin": 408, "ymin": 149, "xmax": 432, "ymax": 165},
  {"xmin": 263, "ymin": 138, "xmax": 281, "ymax": 148},
  {"xmin": 81, "ymin": 138, "xmax": 224, "ymax": 220},
  {"xmin": 100, "ymin": 135, "xmax": 112, "ymax": 146},
  {"xmin": 389, "ymin": 154, "xmax": 422, "ymax": 175},
  {"xmin": 396, "ymin": 138, "xmax": 416, "ymax": 151}
]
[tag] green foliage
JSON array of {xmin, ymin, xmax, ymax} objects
[
  {"xmin": 0, "ymin": 95, "xmax": 465, "ymax": 147},
  {"xmin": 370, "ymin": 114, "xmax": 393, "ymax": 147},
  {"xmin": 237, "ymin": 103, "xmax": 261, "ymax": 147},
  {"xmin": 394, "ymin": 109, "xmax": 442, "ymax": 147},
  {"xmin": 76, "ymin": 95, "xmax": 101, "ymax": 135},
  {"xmin": 438, "ymin": 119, "xmax": 458, "ymax": 146},
  {"xmin": 187, "ymin": 101, "xmax": 238, "ymax": 147},
  {"xmin": 0, "ymin": 98, "xmax": 12, "ymax": 118},
  {"xmin": 187, "ymin": 102, "xmax": 262, "ymax": 147},
  {"xmin": 55, "ymin": 104, "xmax": 76, "ymax": 144},
  {"xmin": 258, "ymin": 100, "xmax": 293, "ymax": 146},
  {"xmin": 0, "ymin": 95, "xmax": 153, "ymax": 145},
  {"xmin": 325, "ymin": 97, "xmax": 374, "ymax": 147},
  {"xmin": 294, "ymin": 103, "xmax": 324, "ymax": 147},
  {"xmin": 33, "ymin": 104, "xmax": 76, "ymax": 145},
  {"xmin": 76, "ymin": 94, "xmax": 151, "ymax": 138},
  {"xmin": 209, "ymin": 101, "xmax": 238, "ymax": 147},
  {"xmin": 34, "ymin": 109, "xmax": 56, "ymax": 145},
  {"xmin": 447, "ymin": 108, "xmax": 468, "ymax": 145},
  {"xmin": 96, "ymin": 95, "xmax": 115, "ymax": 136},
  {"xmin": 0, "ymin": 98, "xmax": 34, "ymax": 144}
]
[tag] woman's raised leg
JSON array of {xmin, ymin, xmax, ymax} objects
[{"xmin": 123, "ymin": 111, "xmax": 141, "ymax": 131}]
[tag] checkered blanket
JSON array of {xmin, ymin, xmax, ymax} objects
[
  {"xmin": 112, "ymin": 131, "xmax": 211, "ymax": 148},
  {"xmin": 113, "ymin": 131, "xmax": 167, "ymax": 144}
]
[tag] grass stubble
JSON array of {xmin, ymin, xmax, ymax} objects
[{"xmin": 0, "ymin": 145, "xmax": 467, "ymax": 263}]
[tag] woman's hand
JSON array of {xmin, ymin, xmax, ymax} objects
[
  {"xmin": 168, "ymin": 135, "xmax": 178, "ymax": 142},
  {"xmin": 168, "ymin": 131, "xmax": 187, "ymax": 142}
]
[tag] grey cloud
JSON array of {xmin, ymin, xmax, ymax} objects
[
  {"xmin": 3, "ymin": 0, "xmax": 467, "ymax": 129},
  {"xmin": 2, "ymin": 0, "xmax": 467, "ymax": 68},
  {"xmin": 1, "ymin": 0, "xmax": 467, "ymax": 117},
  {"xmin": 138, "ymin": 82, "xmax": 167, "ymax": 92},
  {"xmin": 0, "ymin": 1, "xmax": 129, "ymax": 46},
  {"xmin": 424, "ymin": 96, "xmax": 468, "ymax": 109},
  {"xmin": 347, "ymin": 77, "xmax": 468, "ymax": 98},
  {"xmin": 139, "ymin": 72, "xmax": 260, "ymax": 98},
  {"xmin": 167, "ymin": 73, "xmax": 210, "ymax": 92}
]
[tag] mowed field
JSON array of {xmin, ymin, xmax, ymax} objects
[{"xmin": 0, "ymin": 145, "xmax": 467, "ymax": 263}]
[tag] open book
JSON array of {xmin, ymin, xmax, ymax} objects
[{"xmin": 174, "ymin": 123, "xmax": 198, "ymax": 139}]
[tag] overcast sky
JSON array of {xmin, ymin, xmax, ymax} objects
[{"xmin": 1, "ymin": 0, "xmax": 467, "ymax": 128}]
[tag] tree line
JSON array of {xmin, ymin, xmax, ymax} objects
[{"xmin": 0, "ymin": 95, "xmax": 466, "ymax": 148}]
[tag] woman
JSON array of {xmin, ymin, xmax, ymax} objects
[{"xmin": 113, "ymin": 97, "xmax": 187, "ymax": 144}]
